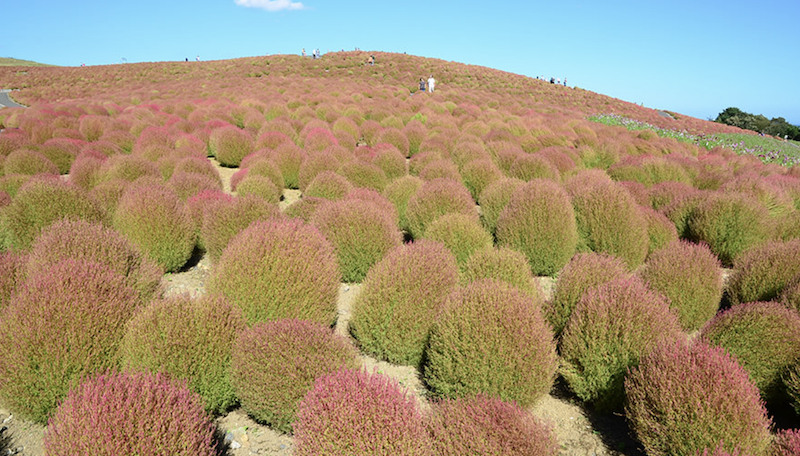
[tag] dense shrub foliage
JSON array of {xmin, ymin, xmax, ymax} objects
[
  {"xmin": 625, "ymin": 340, "xmax": 772, "ymax": 456},
  {"xmin": 304, "ymin": 170, "xmax": 354, "ymax": 200},
  {"xmin": 210, "ymin": 125, "xmax": 253, "ymax": 166},
  {"xmin": 201, "ymin": 194, "xmax": 283, "ymax": 262},
  {"xmin": 382, "ymin": 174, "xmax": 424, "ymax": 232},
  {"xmin": 229, "ymin": 319, "xmax": 360, "ymax": 433},
  {"xmin": 772, "ymin": 429, "xmax": 800, "ymax": 456},
  {"xmin": 0, "ymin": 259, "xmax": 142, "ymax": 423},
  {"xmin": 349, "ymin": 240, "xmax": 459, "ymax": 367},
  {"xmin": 207, "ymin": 218, "xmax": 340, "ymax": 325},
  {"xmin": 294, "ymin": 369, "xmax": 432, "ymax": 456},
  {"xmin": 727, "ymin": 239, "xmax": 800, "ymax": 305},
  {"xmin": 405, "ymin": 178, "xmax": 477, "ymax": 240},
  {"xmin": 421, "ymin": 212, "xmax": 493, "ymax": 268},
  {"xmin": 424, "ymin": 279, "xmax": 557, "ymax": 406},
  {"xmin": 427, "ymin": 394, "xmax": 558, "ymax": 456},
  {"xmin": 0, "ymin": 251, "xmax": 26, "ymax": 310},
  {"xmin": 44, "ymin": 371, "xmax": 219, "ymax": 456},
  {"xmin": 477, "ymin": 177, "xmax": 525, "ymax": 235}
]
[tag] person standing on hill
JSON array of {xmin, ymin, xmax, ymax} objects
[
  {"xmin": 419, "ymin": 77, "xmax": 426, "ymax": 92},
  {"xmin": 428, "ymin": 74, "xmax": 436, "ymax": 93}
]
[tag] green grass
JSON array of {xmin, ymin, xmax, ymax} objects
[{"xmin": 0, "ymin": 57, "xmax": 53, "ymax": 67}]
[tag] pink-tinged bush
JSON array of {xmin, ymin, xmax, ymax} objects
[
  {"xmin": 0, "ymin": 251, "xmax": 26, "ymax": 310},
  {"xmin": 383, "ymin": 174, "xmax": 424, "ymax": 232},
  {"xmin": 772, "ymin": 429, "xmax": 800, "ymax": 456},
  {"xmin": 419, "ymin": 158, "xmax": 462, "ymax": 182},
  {"xmin": 617, "ymin": 180, "xmax": 650, "ymax": 206},
  {"xmin": 559, "ymin": 277, "xmax": 683, "ymax": 411},
  {"xmin": 461, "ymin": 246, "xmax": 543, "ymax": 299},
  {"xmin": 167, "ymin": 171, "xmax": 223, "ymax": 201},
  {"xmin": 68, "ymin": 152, "xmax": 105, "ymax": 189},
  {"xmin": 39, "ymin": 138, "xmax": 82, "ymax": 174},
  {"xmin": 545, "ymin": 252, "xmax": 630, "ymax": 336},
  {"xmin": 727, "ymin": 240, "xmax": 800, "ymax": 305},
  {"xmin": 0, "ymin": 173, "xmax": 31, "ymax": 198},
  {"xmin": 3, "ymin": 148, "xmax": 59, "ymax": 175},
  {"xmin": 173, "ymin": 156, "xmax": 221, "ymax": 182},
  {"xmin": 640, "ymin": 240, "xmax": 722, "ymax": 331},
  {"xmin": 201, "ymin": 194, "xmax": 283, "ymax": 262},
  {"xmin": 780, "ymin": 277, "xmax": 800, "ymax": 313},
  {"xmin": 26, "ymin": 218, "xmax": 162, "ymax": 302},
  {"xmin": 237, "ymin": 156, "xmax": 285, "ymax": 190},
  {"xmin": 268, "ymin": 143, "xmax": 306, "ymax": 189},
  {"xmin": 371, "ymin": 144, "xmax": 408, "ymax": 180},
  {"xmin": 404, "ymin": 119, "xmax": 427, "ymax": 156},
  {"xmin": 185, "ymin": 189, "xmax": 234, "ymax": 249},
  {"xmin": 98, "ymin": 153, "xmax": 160, "ymax": 183},
  {"xmin": 424, "ymin": 279, "xmax": 557, "ymax": 406},
  {"xmin": 88, "ymin": 178, "xmax": 128, "ymax": 215},
  {"xmin": 567, "ymin": 178, "xmax": 649, "ymax": 270},
  {"xmin": 0, "ymin": 130, "xmax": 28, "ymax": 156},
  {"xmin": 345, "ymin": 187, "xmax": 399, "ymax": 225},
  {"xmin": 4, "ymin": 177, "xmax": 106, "ymax": 250},
  {"xmin": 0, "ymin": 259, "xmax": 142, "ymax": 423},
  {"xmin": 450, "ymin": 140, "xmax": 490, "ymax": 170},
  {"xmin": 112, "ymin": 184, "xmax": 195, "ymax": 272},
  {"xmin": 304, "ymin": 169, "xmax": 354, "ymax": 200},
  {"xmin": 311, "ymin": 198, "xmax": 402, "ymax": 282},
  {"xmin": 508, "ymin": 153, "xmax": 560, "ymax": 182},
  {"xmin": 303, "ymin": 127, "xmax": 339, "ymax": 152},
  {"xmin": 337, "ymin": 159, "xmax": 389, "ymax": 191},
  {"xmin": 294, "ymin": 368, "xmax": 432, "ymax": 456},
  {"xmin": 230, "ymin": 319, "xmax": 360, "ymax": 433},
  {"xmin": 724, "ymin": 173, "xmax": 794, "ymax": 217},
  {"xmin": 461, "ymin": 158, "xmax": 503, "ymax": 200},
  {"xmin": 350, "ymin": 240, "xmax": 459, "ymax": 367},
  {"xmin": 699, "ymin": 301, "xmax": 800, "ymax": 404},
  {"xmin": 119, "ymin": 294, "xmax": 246, "ymax": 414},
  {"xmin": 640, "ymin": 204, "xmax": 680, "ymax": 255},
  {"xmin": 625, "ymin": 340, "xmax": 771, "ymax": 456},
  {"xmin": 43, "ymin": 371, "xmax": 219, "ymax": 456},
  {"xmin": 209, "ymin": 125, "xmax": 253, "ymax": 167},
  {"xmin": 785, "ymin": 360, "xmax": 800, "ymax": 417},
  {"xmin": 422, "ymin": 212, "xmax": 493, "ymax": 268},
  {"xmin": 687, "ymin": 192, "xmax": 770, "ymax": 266},
  {"xmin": 298, "ymin": 153, "xmax": 341, "ymax": 191},
  {"xmin": 375, "ymin": 127, "xmax": 410, "ymax": 157},
  {"xmin": 284, "ymin": 196, "xmax": 326, "ymax": 222},
  {"xmin": 235, "ymin": 175, "xmax": 282, "ymax": 203},
  {"xmin": 495, "ymin": 179, "xmax": 578, "ymax": 276},
  {"xmin": 405, "ymin": 178, "xmax": 477, "ymax": 240},
  {"xmin": 649, "ymin": 181, "xmax": 699, "ymax": 210},
  {"xmin": 478, "ymin": 177, "xmax": 525, "ymax": 235},
  {"xmin": 427, "ymin": 394, "xmax": 558, "ymax": 456},
  {"xmin": 409, "ymin": 150, "xmax": 443, "ymax": 176},
  {"xmin": 207, "ymin": 218, "xmax": 339, "ymax": 325},
  {"xmin": 255, "ymin": 130, "xmax": 292, "ymax": 151}
]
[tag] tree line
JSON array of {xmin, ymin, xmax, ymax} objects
[{"xmin": 714, "ymin": 107, "xmax": 800, "ymax": 140}]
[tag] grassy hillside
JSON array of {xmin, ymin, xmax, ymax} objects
[{"xmin": 0, "ymin": 57, "xmax": 52, "ymax": 67}]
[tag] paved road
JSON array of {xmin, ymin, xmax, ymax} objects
[{"xmin": 0, "ymin": 90, "xmax": 25, "ymax": 108}]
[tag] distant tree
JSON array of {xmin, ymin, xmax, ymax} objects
[{"xmin": 715, "ymin": 107, "xmax": 800, "ymax": 140}]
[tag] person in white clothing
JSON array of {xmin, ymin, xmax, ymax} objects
[{"xmin": 427, "ymin": 75, "xmax": 436, "ymax": 93}]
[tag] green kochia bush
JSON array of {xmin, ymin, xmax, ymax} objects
[
  {"xmin": 700, "ymin": 301, "xmax": 800, "ymax": 404},
  {"xmin": 477, "ymin": 177, "xmax": 524, "ymax": 235},
  {"xmin": 44, "ymin": 371, "xmax": 219, "ymax": 456},
  {"xmin": 229, "ymin": 319, "xmax": 361, "ymax": 433},
  {"xmin": 210, "ymin": 125, "xmax": 254, "ymax": 167},
  {"xmin": 405, "ymin": 178, "xmax": 477, "ymax": 240},
  {"xmin": 119, "ymin": 294, "xmax": 246, "ymax": 415},
  {"xmin": 0, "ymin": 251, "xmax": 26, "ymax": 310},
  {"xmin": 294, "ymin": 369, "xmax": 432, "ymax": 456},
  {"xmin": 207, "ymin": 218, "xmax": 340, "ymax": 326},
  {"xmin": 727, "ymin": 239, "xmax": 800, "ymax": 306},
  {"xmin": 559, "ymin": 277, "xmax": 683, "ymax": 411},
  {"xmin": 304, "ymin": 170, "xmax": 354, "ymax": 200},
  {"xmin": 349, "ymin": 240, "xmax": 459, "ymax": 367},
  {"xmin": 424, "ymin": 279, "xmax": 558, "ymax": 407},
  {"xmin": 201, "ymin": 194, "xmax": 283, "ymax": 263},
  {"xmin": 3, "ymin": 148, "xmax": 59, "ymax": 175},
  {"xmin": 310, "ymin": 199, "xmax": 402, "ymax": 283},
  {"xmin": 640, "ymin": 240, "xmax": 723, "ymax": 332},
  {"xmin": 382, "ymin": 174, "xmax": 424, "ymax": 232},
  {"xmin": 495, "ymin": 179, "xmax": 578, "ymax": 276},
  {"xmin": 427, "ymin": 394, "xmax": 558, "ymax": 456},
  {"xmin": 0, "ymin": 259, "xmax": 142, "ymax": 423},
  {"xmin": 545, "ymin": 252, "xmax": 630, "ymax": 337},
  {"xmin": 460, "ymin": 246, "xmax": 543, "ymax": 299},
  {"xmin": 422, "ymin": 212, "xmax": 493, "ymax": 269},
  {"xmin": 625, "ymin": 340, "xmax": 772, "ymax": 456},
  {"xmin": 235, "ymin": 175, "xmax": 282, "ymax": 203},
  {"xmin": 113, "ymin": 184, "xmax": 195, "ymax": 272},
  {"xmin": 785, "ymin": 359, "xmax": 800, "ymax": 417}
]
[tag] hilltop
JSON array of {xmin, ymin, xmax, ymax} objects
[{"xmin": 0, "ymin": 57, "xmax": 52, "ymax": 67}]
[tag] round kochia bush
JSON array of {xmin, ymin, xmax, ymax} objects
[
  {"xmin": 293, "ymin": 368, "xmax": 432, "ymax": 456},
  {"xmin": 424, "ymin": 279, "xmax": 557, "ymax": 407},
  {"xmin": 545, "ymin": 252, "xmax": 630, "ymax": 337},
  {"xmin": 26, "ymin": 218, "xmax": 162, "ymax": 303},
  {"xmin": 0, "ymin": 251, "xmax": 26, "ymax": 310},
  {"xmin": 699, "ymin": 301, "xmax": 800, "ymax": 404},
  {"xmin": 559, "ymin": 277, "xmax": 683, "ymax": 411},
  {"xmin": 0, "ymin": 259, "xmax": 142, "ymax": 423},
  {"xmin": 625, "ymin": 340, "xmax": 772, "ymax": 456},
  {"xmin": 461, "ymin": 246, "xmax": 543, "ymax": 300},
  {"xmin": 304, "ymin": 170, "xmax": 354, "ymax": 200},
  {"xmin": 495, "ymin": 178, "xmax": 578, "ymax": 276},
  {"xmin": 349, "ymin": 240, "xmax": 459, "ymax": 367},
  {"xmin": 201, "ymin": 194, "xmax": 283, "ymax": 263},
  {"xmin": 207, "ymin": 218, "xmax": 340, "ymax": 326},
  {"xmin": 43, "ymin": 371, "xmax": 219, "ymax": 456},
  {"xmin": 477, "ymin": 176, "xmax": 525, "ymax": 235},
  {"xmin": 119, "ymin": 294, "xmax": 246, "ymax": 415},
  {"xmin": 772, "ymin": 429, "xmax": 800, "ymax": 456},
  {"xmin": 640, "ymin": 240, "xmax": 723, "ymax": 332},
  {"xmin": 229, "ymin": 319, "xmax": 360, "ymax": 433},
  {"xmin": 405, "ymin": 178, "xmax": 477, "ymax": 240},
  {"xmin": 210, "ymin": 125, "xmax": 253, "ymax": 167},
  {"xmin": 422, "ymin": 212, "xmax": 493, "ymax": 268},
  {"xmin": 4, "ymin": 148, "xmax": 59, "ymax": 175},
  {"xmin": 382, "ymin": 174, "xmax": 423, "ymax": 232},
  {"xmin": 427, "ymin": 394, "xmax": 558, "ymax": 456},
  {"xmin": 310, "ymin": 198, "xmax": 401, "ymax": 283},
  {"xmin": 786, "ymin": 359, "xmax": 800, "ymax": 417},
  {"xmin": 727, "ymin": 239, "xmax": 800, "ymax": 306},
  {"xmin": 113, "ymin": 184, "xmax": 195, "ymax": 272}
]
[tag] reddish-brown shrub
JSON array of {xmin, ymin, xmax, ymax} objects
[
  {"xmin": 0, "ymin": 259, "xmax": 142, "ymax": 423},
  {"xmin": 419, "ymin": 159, "xmax": 462, "ymax": 182},
  {"xmin": 230, "ymin": 319, "xmax": 360, "ymax": 433},
  {"xmin": 772, "ymin": 429, "xmax": 800, "ymax": 456},
  {"xmin": 375, "ymin": 128, "xmax": 410, "ymax": 156},
  {"xmin": 303, "ymin": 127, "xmax": 339, "ymax": 152},
  {"xmin": 625, "ymin": 340, "xmax": 771, "ymax": 456},
  {"xmin": 201, "ymin": 194, "xmax": 283, "ymax": 262},
  {"xmin": 44, "ymin": 371, "xmax": 219, "ymax": 456},
  {"xmin": 478, "ymin": 177, "xmax": 525, "ymax": 235},
  {"xmin": 649, "ymin": 181, "xmax": 698, "ymax": 210},
  {"xmin": 727, "ymin": 240, "xmax": 800, "ymax": 305},
  {"xmin": 167, "ymin": 171, "xmax": 223, "ymax": 201},
  {"xmin": 405, "ymin": 178, "xmax": 477, "ymax": 240},
  {"xmin": 206, "ymin": 218, "xmax": 340, "ymax": 325},
  {"xmin": 209, "ymin": 125, "xmax": 253, "ymax": 167},
  {"xmin": 298, "ymin": 153, "xmax": 341, "ymax": 191},
  {"xmin": 68, "ymin": 152, "xmax": 105, "ymax": 190},
  {"xmin": 294, "ymin": 368, "xmax": 432, "ymax": 455},
  {"xmin": 350, "ymin": 240, "xmax": 459, "ymax": 367},
  {"xmin": 424, "ymin": 279, "xmax": 557, "ymax": 406},
  {"xmin": 559, "ymin": 277, "xmax": 683, "ymax": 411},
  {"xmin": 427, "ymin": 394, "xmax": 558, "ymax": 456},
  {"xmin": 3, "ymin": 148, "xmax": 59, "ymax": 175}
]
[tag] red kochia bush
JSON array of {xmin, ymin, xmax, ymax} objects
[
  {"xmin": 424, "ymin": 279, "xmax": 557, "ymax": 407},
  {"xmin": 0, "ymin": 259, "xmax": 142, "ymax": 423},
  {"xmin": 559, "ymin": 277, "xmax": 683, "ymax": 411},
  {"xmin": 495, "ymin": 178, "xmax": 578, "ymax": 276},
  {"xmin": 772, "ymin": 429, "xmax": 800, "ymax": 456},
  {"xmin": 229, "ymin": 319, "xmax": 360, "ymax": 433},
  {"xmin": 207, "ymin": 218, "xmax": 340, "ymax": 326},
  {"xmin": 294, "ymin": 368, "xmax": 432, "ymax": 456},
  {"xmin": 44, "ymin": 371, "xmax": 219, "ymax": 456},
  {"xmin": 405, "ymin": 178, "xmax": 478, "ymax": 240},
  {"xmin": 640, "ymin": 240, "xmax": 723, "ymax": 332},
  {"xmin": 625, "ymin": 340, "xmax": 772, "ymax": 456},
  {"xmin": 349, "ymin": 240, "xmax": 459, "ymax": 367},
  {"xmin": 427, "ymin": 394, "xmax": 558, "ymax": 456},
  {"xmin": 727, "ymin": 239, "xmax": 800, "ymax": 306}
]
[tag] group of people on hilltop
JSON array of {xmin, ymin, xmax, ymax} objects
[
  {"xmin": 301, "ymin": 48, "xmax": 321, "ymax": 59},
  {"xmin": 418, "ymin": 75, "xmax": 436, "ymax": 93},
  {"xmin": 537, "ymin": 75, "xmax": 568, "ymax": 86}
]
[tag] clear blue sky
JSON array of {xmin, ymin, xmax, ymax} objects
[{"xmin": 3, "ymin": 0, "xmax": 798, "ymax": 125}]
